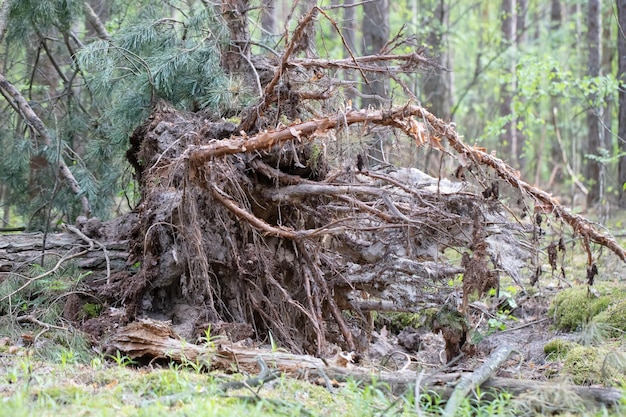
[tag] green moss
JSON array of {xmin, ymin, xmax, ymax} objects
[
  {"xmin": 543, "ymin": 338, "xmax": 577, "ymax": 359},
  {"xmin": 562, "ymin": 346, "xmax": 626, "ymax": 386},
  {"xmin": 549, "ymin": 285, "xmax": 626, "ymax": 331},
  {"xmin": 592, "ymin": 299, "xmax": 626, "ymax": 335},
  {"xmin": 376, "ymin": 312, "xmax": 423, "ymax": 333},
  {"xmin": 81, "ymin": 303, "xmax": 102, "ymax": 319}
]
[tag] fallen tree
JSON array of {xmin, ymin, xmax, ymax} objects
[
  {"xmin": 2, "ymin": 3, "xmax": 625, "ymax": 362},
  {"xmin": 103, "ymin": 319, "xmax": 623, "ymax": 412}
]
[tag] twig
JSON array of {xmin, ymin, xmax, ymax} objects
[
  {"xmin": 16, "ymin": 314, "xmax": 68, "ymax": 331},
  {"xmin": 63, "ymin": 223, "xmax": 111, "ymax": 284},
  {"xmin": 498, "ymin": 317, "xmax": 549, "ymax": 334},
  {"xmin": 443, "ymin": 344, "xmax": 514, "ymax": 417},
  {"xmin": 219, "ymin": 356, "xmax": 279, "ymax": 392},
  {"xmin": 0, "ymin": 247, "xmax": 90, "ymax": 302}
]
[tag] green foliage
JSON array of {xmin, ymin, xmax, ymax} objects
[
  {"xmin": 78, "ymin": 6, "xmax": 234, "ymax": 144},
  {"xmin": 7, "ymin": 0, "xmax": 84, "ymax": 37},
  {"xmin": 549, "ymin": 285, "xmax": 624, "ymax": 331}
]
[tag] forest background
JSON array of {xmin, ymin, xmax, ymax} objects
[{"xmin": 0, "ymin": 0, "xmax": 625, "ymax": 229}]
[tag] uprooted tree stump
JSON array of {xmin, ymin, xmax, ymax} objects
[
  {"xmin": 105, "ymin": 100, "xmax": 624, "ymax": 357},
  {"xmin": 3, "ymin": 4, "xmax": 626, "ymax": 361}
]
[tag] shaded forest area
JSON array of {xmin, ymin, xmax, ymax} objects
[{"xmin": 1, "ymin": 2, "xmax": 626, "ymax": 404}]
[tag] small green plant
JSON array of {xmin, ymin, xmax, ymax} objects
[
  {"xmin": 80, "ymin": 303, "xmax": 102, "ymax": 319},
  {"xmin": 109, "ymin": 350, "xmax": 136, "ymax": 367},
  {"xmin": 57, "ymin": 348, "xmax": 77, "ymax": 368}
]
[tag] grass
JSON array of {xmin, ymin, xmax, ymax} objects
[{"xmin": 1, "ymin": 344, "xmax": 624, "ymax": 417}]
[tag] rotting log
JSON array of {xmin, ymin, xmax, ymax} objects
[
  {"xmin": 0, "ymin": 230, "xmax": 130, "ymax": 281},
  {"xmin": 105, "ymin": 319, "xmax": 622, "ymax": 410}
]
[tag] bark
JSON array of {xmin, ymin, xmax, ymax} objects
[
  {"xmin": 499, "ymin": 0, "xmax": 519, "ymax": 169},
  {"xmin": 84, "ymin": 1, "xmax": 112, "ymax": 41},
  {"xmin": 0, "ymin": 0, "xmax": 11, "ymax": 44},
  {"xmin": 221, "ymin": 0, "xmax": 251, "ymax": 73},
  {"xmin": 361, "ymin": 0, "xmax": 389, "ymax": 108},
  {"xmin": 361, "ymin": 0, "xmax": 390, "ymax": 163},
  {"xmin": 260, "ymin": 0, "xmax": 275, "ymax": 36},
  {"xmin": 585, "ymin": 0, "xmax": 603, "ymax": 207},
  {"xmin": 421, "ymin": 0, "xmax": 452, "ymax": 121},
  {"xmin": 618, "ymin": 0, "xmax": 626, "ymax": 208},
  {"xmin": 343, "ymin": 0, "xmax": 357, "ymax": 55},
  {"xmin": 0, "ymin": 217, "xmax": 133, "ymax": 282},
  {"xmin": 105, "ymin": 320, "xmax": 623, "ymax": 410}
]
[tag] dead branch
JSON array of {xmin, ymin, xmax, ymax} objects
[
  {"xmin": 0, "ymin": 73, "xmax": 90, "ymax": 216},
  {"xmin": 238, "ymin": 6, "xmax": 319, "ymax": 132},
  {"xmin": 288, "ymin": 52, "xmax": 434, "ymax": 73},
  {"xmin": 106, "ymin": 320, "xmax": 622, "ymax": 410},
  {"xmin": 443, "ymin": 344, "xmax": 515, "ymax": 417},
  {"xmin": 417, "ymin": 108, "xmax": 626, "ymax": 263}
]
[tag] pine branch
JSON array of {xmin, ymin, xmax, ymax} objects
[
  {"xmin": 0, "ymin": 0, "xmax": 11, "ymax": 44},
  {"xmin": 83, "ymin": 1, "xmax": 112, "ymax": 41},
  {"xmin": 0, "ymin": 72, "xmax": 91, "ymax": 216}
]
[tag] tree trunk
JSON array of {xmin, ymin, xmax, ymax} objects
[
  {"xmin": 421, "ymin": 0, "xmax": 452, "ymax": 121},
  {"xmin": 361, "ymin": 0, "xmax": 390, "ymax": 163},
  {"xmin": 550, "ymin": 0, "xmax": 562, "ymax": 30},
  {"xmin": 221, "ymin": 0, "xmax": 251, "ymax": 73},
  {"xmin": 585, "ymin": 0, "xmax": 603, "ymax": 207},
  {"xmin": 618, "ymin": 0, "xmax": 626, "ymax": 208},
  {"xmin": 499, "ymin": 0, "xmax": 519, "ymax": 169},
  {"xmin": 260, "ymin": 0, "xmax": 275, "ymax": 37},
  {"xmin": 361, "ymin": 0, "xmax": 389, "ymax": 108}
]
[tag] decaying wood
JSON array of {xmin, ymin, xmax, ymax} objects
[
  {"xmin": 106, "ymin": 319, "xmax": 622, "ymax": 409},
  {"xmin": 443, "ymin": 345, "xmax": 515, "ymax": 417},
  {"xmin": 0, "ymin": 229, "xmax": 129, "ymax": 283}
]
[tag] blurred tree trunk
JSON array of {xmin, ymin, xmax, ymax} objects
[
  {"xmin": 362, "ymin": 0, "xmax": 389, "ymax": 163},
  {"xmin": 343, "ymin": 0, "xmax": 357, "ymax": 103},
  {"xmin": 499, "ymin": 0, "xmax": 519, "ymax": 169},
  {"xmin": 343, "ymin": 0, "xmax": 357, "ymax": 54},
  {"xmin": 421, "ymin": 0, "xmax": 452, "ymax": 121},
  {"xmin": 516, "ymin": 0, "xmax": 527, "ymax": 44},
  {"xmin": 420, "ymin": 0, "xmax": 453, "ymax": 175},
  {"xmin": 585, "ymin": 0, "xmax": 603, "ymax": 207},
  {"xmin": 550, "ymin": 0, "xmax": 562, "ymax": 28},
  {"xmin": 361, "ymin": 0, "xmax": 389, "ymax": 108},
  {"xmin": 221, "ymin": 0, "xmax": 251, "ymax": 72},
  {"xmin": 618, "ymin": 0, "xmax": 626, "ymax": 208},
  {"xmin": 260, "ymin": 0, "xmax": 275, "ymax": 37}
]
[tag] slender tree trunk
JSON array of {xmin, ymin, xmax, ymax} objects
[
  {"xmin": 343, "ymin": 0, "xmax": 357, "ymax": 103},
  {"xmin": 500, "ymin": 0, "xmax": 519, "ymax": 168},
  {"xmin": 361, "ymin": 0, "xmax": 389, "ymax": 163},
  {"xmin": 516, "ymin": 0, "xmax": 527, "ymax": 44},
  {"xmin": 550, "ymin": 0, "xmax": 562, "ymax": 29},
  {"xmin": 361, "ymin": 0, "xmax": 389, "ymax": 108},
  {"xmin": 421, "ymin": 0, "xmax": 452, "ymax": 121},
  {"xmin": 585, "ymin": 0, "xmax": 603, "ymax": 207},
  {"xmin": 343, "ymin": 0, "xmax": 357, "ymax": 54},
  {"xmin": 260, "ymin": 0, "xmax": 275, "ymax": 37},
  {"xmin": 617, "ymin": 0, "xmax": 626, "ymax": 208}
]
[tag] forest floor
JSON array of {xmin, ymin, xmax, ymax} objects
[{"xmin": 1, "ymin": 213, "xmax": 626, "ymax": 416}]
